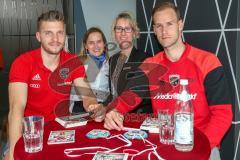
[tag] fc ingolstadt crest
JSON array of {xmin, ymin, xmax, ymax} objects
[
  {"xmin": 59, "ymin": 68, "xmax": 69, "ymax": 80},
  {"xmin": 169, "ymin": 74, "xmax": 180, "ymax": 87}
]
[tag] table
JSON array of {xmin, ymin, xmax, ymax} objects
[{"xmin": 14, "ymin": 116, "xmax": 210, "ymax": 160}]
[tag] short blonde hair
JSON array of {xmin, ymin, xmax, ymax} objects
[
  {"xmin": 152, "ymin": 2, "xmax": 181, "ymax": 24},
  {"xmin": 111, "ymin": 11, "xmax": 140, "ymax": 41},
  {"xmin": 37, "ymin": 10, "xmax": 64, "ymax": 31}
]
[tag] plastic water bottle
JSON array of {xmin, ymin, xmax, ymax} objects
[{"xmin": 174, "ymin": 79, "xmax": 194, "ymax": 151}]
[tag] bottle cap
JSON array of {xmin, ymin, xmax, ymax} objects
[{"xmin": 180, "ymin": 79, "xmax": 188, "ymax": 85}]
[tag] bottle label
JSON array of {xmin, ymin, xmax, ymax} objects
[{"xmin": 174, "ymin": 113, "xmax": 193, "ymax": 144}]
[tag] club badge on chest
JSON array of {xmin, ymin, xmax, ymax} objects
[
  {"xmin": 59, "ymin": 68, "xmax": 69, "ymax": 80},
  {"xmin": 169, "ymin": 74, "xmax": 180, "ymax": 87}
]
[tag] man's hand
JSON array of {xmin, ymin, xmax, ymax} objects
[
  {"xmin": 104, "ymin": 109, "xmax": 124, "ymax": 131},
  {"xmin": 87, "ymin": 103, "xmax": 106, "ymax": 122}
]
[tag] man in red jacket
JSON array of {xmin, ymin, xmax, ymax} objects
[
  {"xmin": 104, "ymin": 2, "xmax": 232, "ymax": 159},
  {"xmin": 7, "ymin": 10, "xmax": 102, "ymax": 160}
]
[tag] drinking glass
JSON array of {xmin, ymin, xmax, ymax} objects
[
  {"xmin": 158, "ymin": 109, "xmax": 174, "ymax": 145},
  {"xmin": 22, "ymin": 116, "xmax": 44, "ymax": 153}
]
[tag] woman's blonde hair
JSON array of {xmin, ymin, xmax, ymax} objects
[{"xmin": 111, "ymin": 11, "xmax": 140, "ymax": 41}]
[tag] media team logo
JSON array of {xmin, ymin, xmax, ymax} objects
[
  {"xmin": 59, "ymin": 68, "xmax": 69, "ymax": 80},
  {"xmin": 169, "ymin": 74, "xmax": 180, "ymax": 87}
]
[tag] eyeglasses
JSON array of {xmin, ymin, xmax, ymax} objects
[{"xmin": 114, "ymin": 26, "xmax": 133, "ymax": 33}]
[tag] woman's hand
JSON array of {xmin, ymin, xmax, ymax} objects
[
  {"xmin": 87, "ymin": 103, "xmax": 106, "ymax": 122},
  {"xmin": 104, "ymin": 109, "xmax": 124, "ymax": 131}
]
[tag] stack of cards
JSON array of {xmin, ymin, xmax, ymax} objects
[
  {"xmin": 140, "ymin": 117, "xmax": 159, "ymax": 133},
  {"xmin": 55, "ymin": 114, "xmax": 88, "ymax": 128},
  {"xmin": 47, "ymin": 130, "xmax": 75, "ymax": 144},
  {"xmin": 92, "ymin": 152, "xmax": 128, "ymax": 160}
]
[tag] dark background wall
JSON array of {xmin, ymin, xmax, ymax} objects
[
  {"xmin": 0, "ymin": 0, "xmax": 74, "ymax": 133},
  {"xmin": 137, "ymin": 0, "xmax": 240, "ymax": 159}
]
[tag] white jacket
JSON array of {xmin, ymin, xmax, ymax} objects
[{"xmin": 69, "ymin": 55, "xmax": 109, "ymax": 112}]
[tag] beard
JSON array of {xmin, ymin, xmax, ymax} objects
[
  {"xmin": 159, "ymin": 35, "xmax": 180, "ymax": 49},
  {"xmin": 41, "ymin": 42, "xmax": 64, "ymax": 55}
]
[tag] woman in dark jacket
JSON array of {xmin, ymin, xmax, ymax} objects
[{"xmin": 103, "ymin": 12, "xmax": 152, "ymax": 130}]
